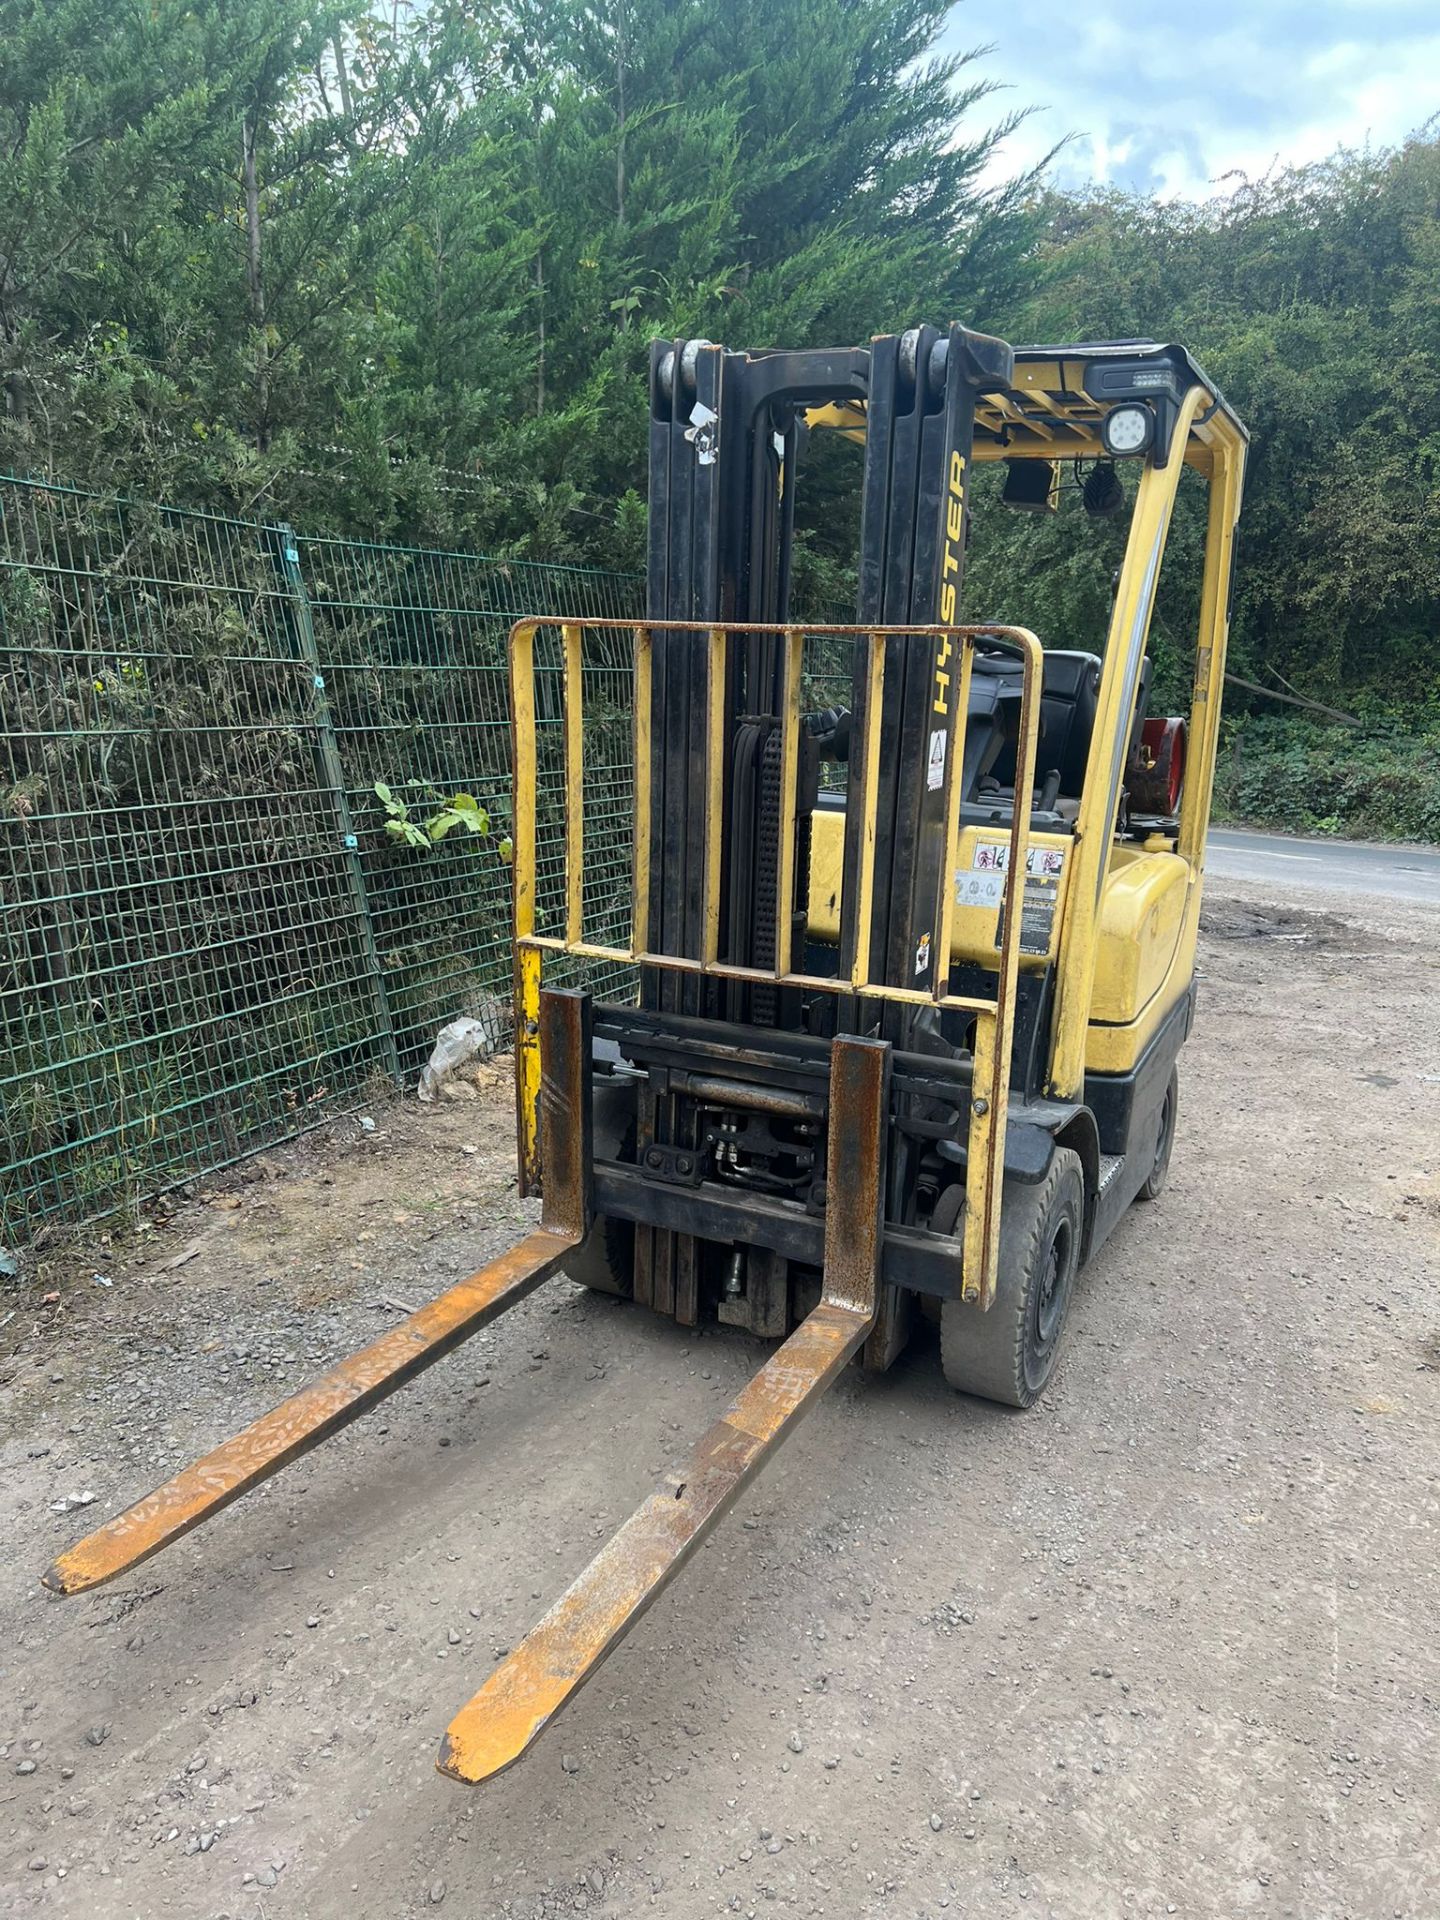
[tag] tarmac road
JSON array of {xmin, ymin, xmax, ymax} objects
[{"xmin": 1208, "ymin": 824, "xmax": 1440, "ymax": 904}]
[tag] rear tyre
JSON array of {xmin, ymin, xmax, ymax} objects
[
  {"xmin": 1135, "ymin": 1066, "xmax": 1178, "ymax": 1202},
  {"xmin": 561, "ymin": 1080, "xmax": 635, "ymax": 1298},
  {"xmin": 940, "ymin": 1147, "xmax": 1084, "ymax": 1409}
]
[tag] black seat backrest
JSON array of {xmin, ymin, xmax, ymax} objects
[
  {"xmin": 973, "ymin": 649, "xmax": 1102, "ymax": 798},
  {"xmin": 1034, "ymin": 650, "xmax": 1103, "ymax": 795},
  {"xmin": 964, "ymin": 647, "xmax": 1157, "ymax": 804},
  {"xmin": 960, "ymin": 653, "xmax": 1025, "ymax": 798}
]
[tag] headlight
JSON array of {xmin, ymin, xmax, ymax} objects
[{"xmin": 1101, "ymin": 402, "xmax": 1154, "ymax": 457}]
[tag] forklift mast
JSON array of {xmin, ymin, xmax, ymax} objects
[
  {"xmin": 644, "ymin": 327, "xmax": 1011, "ymax": 1013},
  {"xmin": 638, "ymin": 328, "xmax": 1015, "ymax": 1327}
]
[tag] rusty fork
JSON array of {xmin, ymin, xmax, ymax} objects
[
  {"xmin": 44, "ymin": 1005, "xmax": 891, "ymax": 1793},
  {"xmin": 437, "ymin": 1032, "xmax": 891, "ymax": 1785},
  {"xmin": 42, "ymin": 992, "xmax": 595, "ymax": 1600}
]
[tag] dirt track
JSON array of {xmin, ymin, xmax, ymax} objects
[{"xmin": 3, "ymin": 875, "xmax": 1438, "ymax": 1920}]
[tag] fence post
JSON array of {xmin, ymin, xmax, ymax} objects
[{"xmin": 268, "ymin": 522, "xmax": 403, "ymax": 1088}]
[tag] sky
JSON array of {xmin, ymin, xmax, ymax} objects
[{"xmin": 944, "ymin": 0, "xmax": 1440, "ymax": 200}]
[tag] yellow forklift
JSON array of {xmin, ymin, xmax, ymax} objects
[{"xmin": 45, "ymin": 325, "xmax": 1247, "ymax": 1785}]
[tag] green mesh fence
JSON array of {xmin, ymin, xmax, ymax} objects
[
  {"xmin": 297, "ymin": 537, "xmax": 641, "ymax": 1073},
  {"xmin": 0, "ymin": 475, "xmax": 640, "ymax": 1241}
]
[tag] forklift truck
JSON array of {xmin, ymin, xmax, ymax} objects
[{"xmin": 45, "ymin": 324, "xmax": 1248, "ymax": 1785}]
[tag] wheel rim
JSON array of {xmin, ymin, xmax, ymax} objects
[{"xmin": 1032, "ymin": 1216, "xmax": 1074, "ymax": 1353}]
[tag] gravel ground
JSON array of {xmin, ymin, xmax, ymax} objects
[{"xmin": 2, "ymin": 877, "xmax": 1437, "ymax": 1920}]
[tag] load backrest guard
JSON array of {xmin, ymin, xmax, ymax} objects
[{"xmin": 508, "ymin": 613, "xmax": 1044, "ymax": 1312}]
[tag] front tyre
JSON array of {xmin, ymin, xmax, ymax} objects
[
  {"xmin": 561, "ymin": 1079, "xmax": 636, "ymax": 1297},
  {"xmin": 940, "ymin": 1146, "xmax": 1084, "ymax": 1408}
]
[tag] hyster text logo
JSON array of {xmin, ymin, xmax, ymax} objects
[{"xmin": 934, "ymin": 449, "xmax": 965, "ymax": 715}]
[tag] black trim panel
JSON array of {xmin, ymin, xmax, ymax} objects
[{"xmin": 595, "ymin": 1165, "xmax": 967, "ymax": 1299}]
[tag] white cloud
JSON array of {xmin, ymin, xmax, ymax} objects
[{"xmin": 947, "ymin": 0, "xmax": 1440, "ymax": 200}]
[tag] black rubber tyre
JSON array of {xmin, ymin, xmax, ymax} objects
[
  {"xmin": 940, "ymin": 1146, "xmax": 1084, "ymax": 1408},
  {"xmin": 561, "ymin": 1080, "xmax": 635, "ymax": 1298},
  {"xmin": 1135, "ymin": 1065, "xmax": 1178, "ymax": 1202},
  {"xmin": 563, "ymin": 1210, "xmax": 634, "ymax": 1296}
]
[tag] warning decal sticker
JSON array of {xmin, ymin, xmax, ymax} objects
[
  {"xmin": 926, "ymin": 728, "xmax": 947, "ymax": 792},
  {"xmin": 955, "ymin": 842, "xmax": 1064, "ymax": 910},
  {"xmin": 953, "ymin": 844, "xmax": 1065, "ymax": 957},
  {"xmin": 996, "ymin": 874, "xmax": 1061, "ymax": 956}
]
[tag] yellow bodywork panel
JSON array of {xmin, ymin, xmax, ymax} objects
[
  {"xmin": 806, "ymin": 806, "xmax": 846, "ymax": 931},
  {"xmin": 808, "ymin": 810, "xmax": 1071, "ymax": 970},
  {"xmin": 807, "ymin": 809, "xmax": 1198, "ymax": 1074},
  {"xmin": 1089, "ymin": 845, "xmax": 1188, "ymax": 1024},
  {"xmin": 1082, "ymin": 914, "xmax": 1198, "ymax": 1075},
  {"xmin": 1083, "ymin": 844, "xmax": 1200, "ymax": 1075},
  {"xmin": 949, "ymin": 826, "xmax": 1071, "ymax": 969}
]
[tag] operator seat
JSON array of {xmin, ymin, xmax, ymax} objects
[
  {"xmin": 1030, "ymin": 649, "xmax": 1101, "ymax": 797},
  {"xmin": 967, "ymin": 648, "xmax": 1102, "ymax": 802},
  {"xmin": 970, "ymin": 647, "xmax": 1152, "ymax": 806}
]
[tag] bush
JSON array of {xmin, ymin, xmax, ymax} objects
[{"xmin": 1212, "ymin": 715, "xmax": 1440, "ymax": 843}]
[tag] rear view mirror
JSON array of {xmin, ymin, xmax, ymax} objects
[{"xmin": 1001, "ymin": 459, "xmax": 1059, "ymax": 512}]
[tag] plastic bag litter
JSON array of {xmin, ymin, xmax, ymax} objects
[{"xmin": 418, "ymin": 1017, "xmax": 495, "ymax": 1102}]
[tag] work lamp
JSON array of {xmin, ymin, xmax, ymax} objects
[
  {"xmin": 1101, "ymin": 402, "xmax": 1154, "ymax": 457},
  {"xmin": 1083, "ymin": 462, "xmax": 1125, "ymax": 517}
]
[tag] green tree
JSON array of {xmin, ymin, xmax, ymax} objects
[
  {"xmin": 0, "ymin": 0, "xmax": 221, "ymax": 461},
  {"xmin": 2, "ymin": 0, "xmax": 1041, "ymax": 559}
]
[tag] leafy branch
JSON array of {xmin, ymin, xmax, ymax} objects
[{"xmin": 374, "ymin": 780, "xmax": 513, "ymax": 860}]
